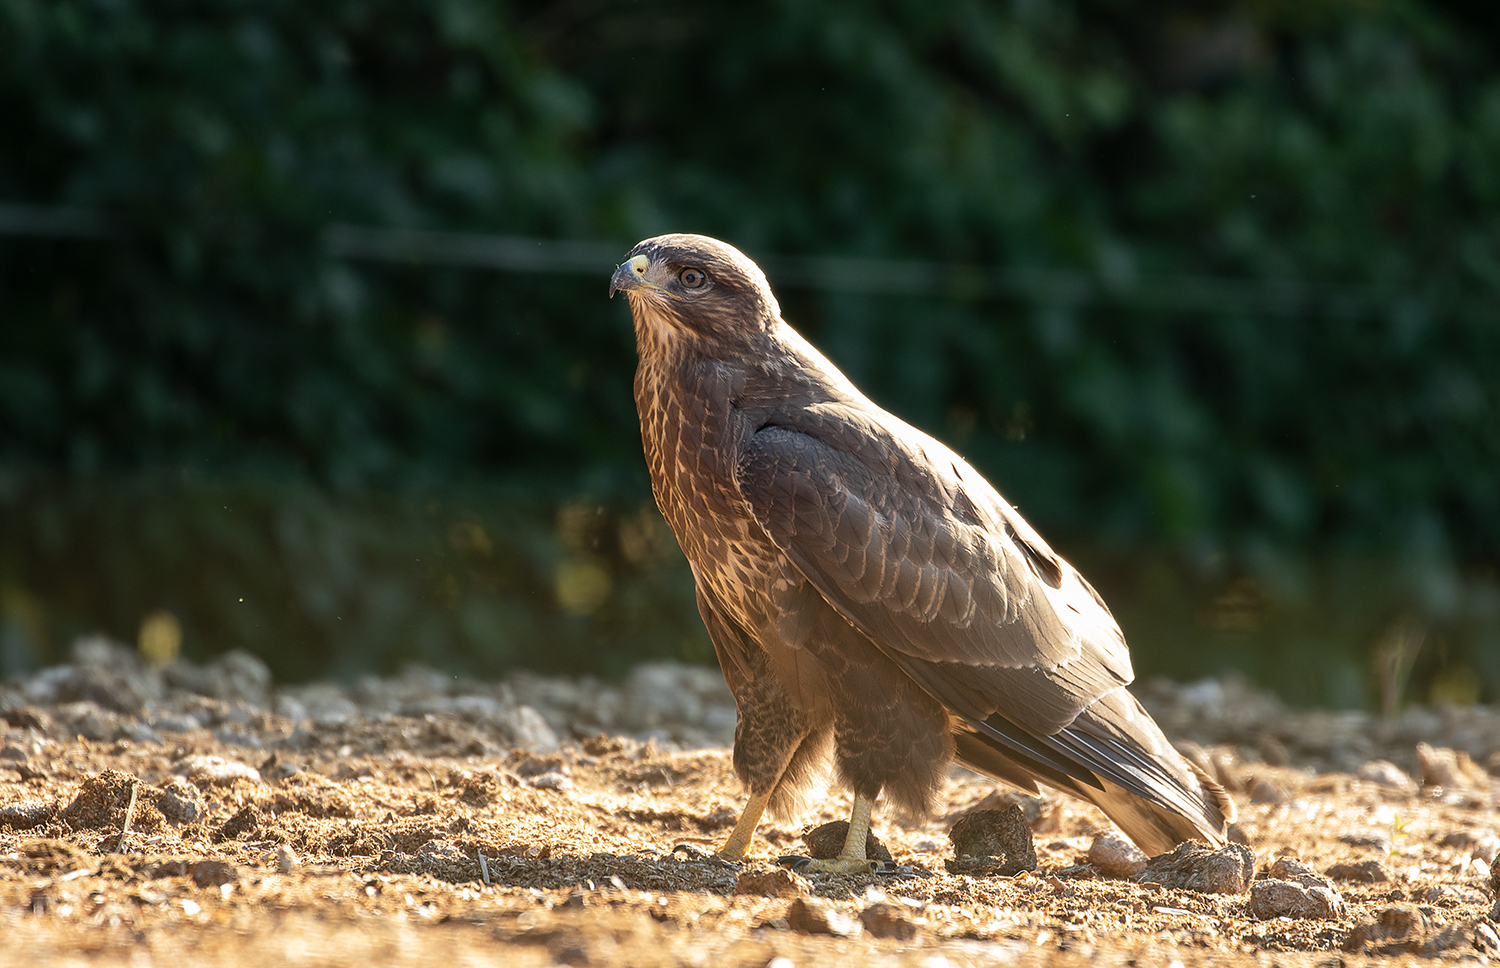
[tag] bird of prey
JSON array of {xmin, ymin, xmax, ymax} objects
[{"xmin": 610, "ymin": 234, "xmax": 1233, "ymax": 872}]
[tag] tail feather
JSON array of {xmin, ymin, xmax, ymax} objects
[{"xmin": 952, "ymin": 686, "xmax": 1233, "ymax": 856}]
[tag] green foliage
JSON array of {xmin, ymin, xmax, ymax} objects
[{"xmin": 1, "ymin": 0, "xmax": 1497, "ymax": 703}]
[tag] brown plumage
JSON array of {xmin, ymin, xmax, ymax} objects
[{"xmin": 610, "ymin": 234, "xmax": 1233, "ymax": 863}]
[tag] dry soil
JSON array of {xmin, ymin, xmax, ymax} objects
[{"xmin": 2, "ymin": 656, "xmax": 1499, "ymax": 967}]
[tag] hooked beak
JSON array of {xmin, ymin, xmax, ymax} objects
[{"xmin": 609, "ymin": 253, "xmax": 680, "ymax": 300}]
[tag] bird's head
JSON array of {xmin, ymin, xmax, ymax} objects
[{"xmin": 609, "ymin": 234, "xmax": 781, "ymax": 348}]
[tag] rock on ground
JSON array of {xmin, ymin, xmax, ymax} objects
[
  {"xmin": 1249, "ymin": 858, "xmax": 1344, "ymax": 920},
  {"xmin": 1136, "ymin": 842, "xmax": 1255, "ymax": 895},
  {"xmin": 1088, "ymin": 832, "xmax": 1148, "ymax": 878}
]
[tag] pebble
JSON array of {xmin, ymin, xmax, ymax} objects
[
  {"xmin": 785, "ymin": 896, "xmax": 861, "ymax": 937},
  {"xmin": 1474, "ymin": 921, "xmax": 1499, "ymax": 955},
  {"xmin": 213, "ymin": 726, "xmax": 263, "ymax": 750},
  {"xmin": 1422, "ymin": 884, "xmax": 1463, "ymax": 904},
  {"xmin": 189, "ymin": 860, "xmax": 240, "ymax": 889},
  {"xmin": 164, "ymin": 650, "xmax": 272, "ymax": 707},
  {"xmin": 1249, "ymin": 858, "xmax": 1344, "ymax": 920},
  {"xmin": 1324, "ymin": 860, "xmax": 1389, "ymax": 883},
  {"xmin": 0, "ymin": 800, "xmax": 55, "ymax": 830},
  {"xmin": 54, "ymin": 701, "xmax": 118, "ymax": 741},
  {"xmin": 1343, "ymin": 905, "xmax": 1427, "ymax": 955},
  {"xmin": 1250, "ymin": 878, "xmax": 1340, "ymax": 920},
  {"xmin": 1415, "ymin": 742, "xmax": 1481, "ymax": 789},
  {"xmin": 1338, "ymin": 830, "xmax": 1393, "ymax": 852},
  {"xmin": 1247, "ymin": 778, "xmax": 1287, "ymax": 804},
  {"xmin": 1419, "ymin": 923, "xmax": 1474, "ymax": 956},
  {"xmin": 155, "ymin": 777, "xmax": 206, "ymax": 823},
  {"xmin": 403, "ymin": 695, "xmax": 505, "ymax": 723},
  {"xmin": 300, "ymin": 690, "xmax": 361, "ymax": 728},
  {"xmin": 498, "ymin": 705, "xmax": 559, "ymax": 753},
  {"xmin": 276, "ymin": 846, "xmax": 298, "ymax": 874},
  {"xmin": 175, "ymin": 754, "xmax": 262, "ymax": 786},
  {"xmin": 1257, "ymin": 734, "xmax": 1291, "ymax": 767},
  {"xmin": 528, "ymin": 771, "xmax": 573, "ymax": 791},
  {"xmin": 619, "ymin": 663, "xmax": 734, "ymax": 742},
  {"xmin": 734, "ymin": 868, "xmax": 804, "ymax": 898},
  {"xmin": 122, "ymin": 721, "xmax": 163, "ymax": 745},
  {"xmin": 1357, "ymin": 760, "xmax": 1415, "ymax": 790},
  {"xmin": 149, "ymin": 713, "xmax": 204, "ymax": 734},
  {"xmin": 1087, "ymin": 833, "xmax": 1148, "ymax": 878},
  {"xmin": 859, "ymin": 902, "xmax": 918, "ymax": 940},
  {"xmin": 1439, "ymin": 829, "xmax": 1500, "ymax": 864}
]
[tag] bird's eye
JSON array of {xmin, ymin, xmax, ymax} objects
[{"xmin": 679, "ymin": 267, "xmax": 707, "ymax": 289}]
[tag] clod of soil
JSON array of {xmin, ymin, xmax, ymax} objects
[
  {"xmin": 57, "ymin": 770, "xmax": 165, "ymax": 835},
  {"xmin": 802, "ymin": 820, "xmax": 893, "ymax": 864},
  {"xmin": 945, "ymin": 805, "xmax": 1036, "ymax": 875},
  {"xmin": 1136, "ymin": 841, "xmax": 1255, "ymax": 894}
]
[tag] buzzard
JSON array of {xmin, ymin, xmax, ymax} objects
[{"xmin": 610, "ymin": 234, "xmax": 1232, "ymax": 872}]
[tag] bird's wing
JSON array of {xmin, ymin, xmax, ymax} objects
[
  {"xmin": 729, "ymin": 401, "xmax": 1226, "ymax": 825},
  {"xmin": 692, "ymin": 572, "xmax": 758, "ymax": 696},
  {"xmin": 735, "ymin": 403, "xmax": 1132, "ymax": 734}
]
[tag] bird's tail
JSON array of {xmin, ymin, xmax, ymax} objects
[
  {"xmin": 953, "ymin": 687, "xmax": 1234, "ymax": 857},
  {"xmin": 1072, "ymin": 758, "xmax": 1234, "ymax": 856}
]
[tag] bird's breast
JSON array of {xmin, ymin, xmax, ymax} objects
[{"xmin": 634, "ymin": 359, "xmax": 789, "ymax": 631}]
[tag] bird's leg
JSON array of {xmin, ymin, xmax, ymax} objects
[
  {"xmin": 788, "ymin": 794, "xmax": 882, "ymax": 874},
  {"xmin": 715, "ymin": 789, "xmax": 772, "ymax": 862}
]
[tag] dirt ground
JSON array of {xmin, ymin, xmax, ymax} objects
[{"xmin": 2, "ymin": 651, "xmax": 1499, "ymax": 967}]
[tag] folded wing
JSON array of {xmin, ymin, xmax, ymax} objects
[{"xmin": 734, "ymin": 404, "xmax": 1230, "ymax": 851}]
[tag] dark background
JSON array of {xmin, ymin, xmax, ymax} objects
[{"xmin": 2, "ymin": 0, "xmax": 1497, "ymax": 709}]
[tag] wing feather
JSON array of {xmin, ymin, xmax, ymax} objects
[
  {"xmin": 735, "ymin": 413, "xmax": 1131, "ymax": 735},
  {"xmin": 731, "ymin": 400, "xmax": 1230, "ymax": 848}
]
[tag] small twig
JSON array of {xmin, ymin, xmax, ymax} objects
[
  {"xmin": 117, "ymin": 782, "xmax": 139, "ymax": 853},
  {"xmin": 477, "ymin": 851, "xmax": 491, "ymax": 886},
  {"xmin": 416, "ymin": 762, "xmax": 440, "ymax": 796}
]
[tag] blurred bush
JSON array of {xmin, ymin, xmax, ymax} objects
[{"xmin": 1, "ymin": 0, "xmax": 1496, "ymax": 705}]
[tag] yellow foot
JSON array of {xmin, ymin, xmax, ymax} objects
[{"xmin": 777, "ymin": 855, "xmax": 888, "ymax": 875}]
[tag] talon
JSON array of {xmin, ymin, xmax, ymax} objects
[
  {"xmin": 777, "ymin": 854, "xmax": 811, "ymax": 871},
  {"xmin": 780, "ymin": 855, "xmax": 881, "ymax": 875}
]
